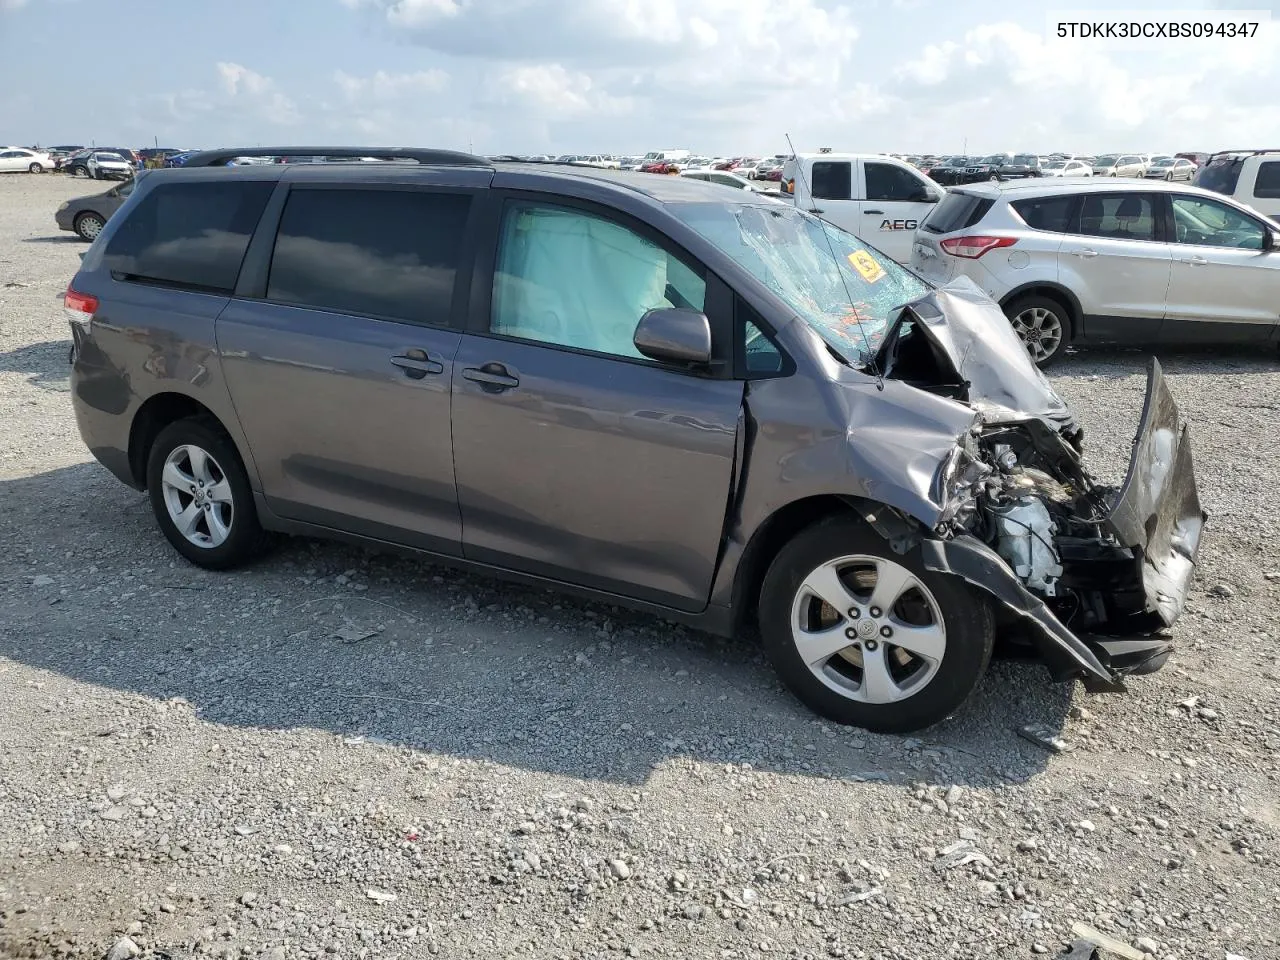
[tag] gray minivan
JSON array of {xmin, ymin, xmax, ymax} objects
[{"xmin": 64, "ymin": 147, "xmax": 1206, "ymax": 732}]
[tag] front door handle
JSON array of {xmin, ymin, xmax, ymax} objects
[
  {"xmin": 863, "ymin": 209, "xmax": 884, "ymax": 215},
  {"xmin": 1183, "ymin": 255, "xmax": 1209, "ymax": 266},
  {"xmin": 1074, "ymin": 248, "xmax": 1100, "ymax": 258},
  {"xmin": 462, "ymin": 364, "xmax": 520, "ymax": 390},
  {"xmin": 391, "ymin": 351, "xmax": 444, "ymax": 379},
  {"xmin": 808, "ymin": 207, "xmax": 824, "ymax": 214}
]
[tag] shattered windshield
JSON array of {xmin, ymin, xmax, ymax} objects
[{"xmin": 673, "ymin": 202, "xmax": 929, "ymax": 366}]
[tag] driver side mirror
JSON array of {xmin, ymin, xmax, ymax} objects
[
  {"xmin": 922, "ymin": 190, "xmax": 941, "ymax": 203},
  {"xmin": 1265, "ymin": 230, "xmax": 1279, "ymax": 252},
  {"xmin": 634, "ymin": 308, "xmax": 713, "ymax": 366}
]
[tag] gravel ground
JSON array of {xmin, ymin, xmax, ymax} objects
[{"xmin": 1, "ymin": 173, "xmax": 1278, "ymax": 960}]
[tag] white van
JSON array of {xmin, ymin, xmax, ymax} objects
[
  {"xmin": 779, "ymin": 153, "xmax": 945, "ymax": 263},
  {"xmin": 1193, "ymin": 150, "xmax": 1280, "ymax": 219}
]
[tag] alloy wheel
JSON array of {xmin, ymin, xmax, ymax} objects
[
  {"xmin": 790, "ymin": 554, "xmax": 946, "ymax": 704},
  {"xmin": 76, "ymin": 214, "xmax": 104, "ymax": 241},
  {"xmin": 1011, "ymin": 306, "xmax": 1064, "ymax": 363},
  {"xmin": 159, "ymin": 444, "xmax": 235, "ymax": 548}
]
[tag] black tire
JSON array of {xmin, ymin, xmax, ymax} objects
[
  {"xmin": 1002, "ymin": 294, "xmax": 1072, "ymax": 369},
  {"xmin": 73, "ymin": 212, "xmax": 105, "ymax": 242},
  {"xmin": 92, "ymin": 168, "xmax": 102, "ymax": 180},
  {"xmin": 758, "ymin": 516, "xmax": 994, "ymax": 733},
  {"xmin": 145, "ymin": 417, "xmax": 269, "ymax": 570},
  {"xmin": 28, "ymin": 162, "xmax": 43, "ymax": 174}
]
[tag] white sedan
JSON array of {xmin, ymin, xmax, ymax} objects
[
  {"xmin": 1040, "ymin": 159, "xmax": 1093, "ymax": 177},
  {"xmin": 87, "ymin": 152, "xmax": 135, "ymax": 180},
  {"xmin": 0, "ymin": 148, "xmax": 53, "ymax": 173}
]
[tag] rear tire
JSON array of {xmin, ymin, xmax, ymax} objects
[
  {"xmin": 1003, "ymin": 294, "xmax": 1071, "ymax": 368},
  {"xmin": 758, "ymin": 516, "xmax": 994, "ymax": 733},
  {"xmin": 146, "ymin": 417, "xmax": 270, "ymax": 570},
  {"xmin": 28, "ymin": 162, "xmax": 42, "ymax": 174},
  {"xmin": 73, "ymin": 212, "xmax": 105, "ymax": 242}
]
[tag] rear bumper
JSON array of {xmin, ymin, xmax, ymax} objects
[{"xmin": 924, "ymin": 357, "xmax": 1205, "ymax": 688}]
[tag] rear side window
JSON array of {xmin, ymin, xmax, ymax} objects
[
  {"xmin": 1252, "ymin": 161, "xmax": 1280, "ymax": 199},
  {"xmin": 922, "ymin": 192, "xmax": 994, "ymax": 233},
  {"xmin": 103, "ymin": 181, "xmax": 273, "ymax": 293},
  {"xmin": 865, "ymin": 162, "xmax": 928, "ymax": 201},
  {"xmin": 1011, "ymin": 195, "xmax": 1075, "ymax": 232},
  {"xmin": 266, "ymin": 188, "xmax": 471, "ymax": 325},
  {"xmin": 1075, "ymin": 193, "xmax": 1158, "ymax": 242},
  {"xmin": 810, "ymin": 161, "xmax": 851, "ymax": 201}
]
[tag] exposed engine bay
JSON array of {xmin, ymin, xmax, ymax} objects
[{"xmin": 867, "ymin": 281, "xmax": 1207, "ymax": 686}]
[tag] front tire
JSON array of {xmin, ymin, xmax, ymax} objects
[
  {"xmin": 146, "ymin": 418, "xmax": 269, "ymax": 570},
  {"xmin": 1004, "ymin": 294, "xmax": 1071, "ymax": 368},
  {"xmin": 759, "ymin": 517, "xmax": 994, "ymax": 733}
]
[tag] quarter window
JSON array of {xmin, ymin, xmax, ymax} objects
[
  {"xmin": 864, "ymin": 162, "xmax": 928, "ymax": 202},
  {"xmin": 1169, "ymin": 196, "xmax": 1266, "ymax": 249},
  {"xmin": 1075, "ymin": 194, "xmax": 1157, "ymax": 242},
  {"xmin": 266, "ymin": 188, "xmax": 470, "ymax": 324},
  {"xmin": 103, "ymin": 181, "xmax": 274, "ymax": 293},
  {"xmin": 491, "ymin": 202, "xmax": 706, "ymax": 361},
  {"xmin": 1011, "ymin": 195, "xmax": 1075, "ymax": 233}
]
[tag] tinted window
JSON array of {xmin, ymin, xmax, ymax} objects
[
  {"xmin": 491, "ymin": 202, "xmax": 705, "ymax": 361},
  {"xmin": 1252, "ymin": 161, "xmax": 1280, "ymax": 199},
  {"xmin": 865, "ymin": 162, "xmax": 928, "ymax": 201},
  {"xmin": 922, "ymin": 192, "xmax": 994, "ymax": 233},
  {"xmin": 1012, "ymin": 195, "xmax": 1075, "ymax": 232},
  {"xmin": 810, "ymin": 161, "xmax": 851, "ymax": 201},
  {"xmin": 1170, "ymin": 196, "xmax": 1266, "ymax": 249},
  {"xmin": 1194, "ymin": 157, "xmax": 1243, "ymax": 195},
  {"xmin": 103, "ymin": 181, "xmax": 273, "ymax": 293},
  {"xmin": 267, "ymin": 189, "xmax": 470, "ymax": 324},
  {"xmin": 1075, "ymin": 193, "xmax": 1157, "ymax": 241}
]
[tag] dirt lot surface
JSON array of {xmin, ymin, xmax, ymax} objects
[{"xmin": 1, "ymin": 173, "xmax": 1278, "ymax": 960}]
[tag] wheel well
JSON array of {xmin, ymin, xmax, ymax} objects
[
  {"xmin": 128, "ymin": 393, "xmax": 221, "ymax": 487},
  {"xmin": 731, "ymin": 495, "xmax": 870, "ymax": 633},
  {"xmin": 1000, "ymin": 285, "xmax": 1080, "ymax": 336}
]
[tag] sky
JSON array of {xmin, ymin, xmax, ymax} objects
[{"xmin": 1, "ymin": 0, "xmax": 1278, "ymax": 157}]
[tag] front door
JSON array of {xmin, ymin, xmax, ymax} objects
[
  {"xmin": 858, "ymin": 160, "xmax": 938, "ymax": 263},
  {"xmin": 1162, "ymin": 193, "xmax": 1280, "ymax": 341},
  {"xmin": 451, "ymin": 198, "xmax": 744, "ymax": 611},
  {"xmin": 218, "ymin": 184, "xmax": 474, "ymax": 554},
  {"xmin": 1057, "ymin": 191, "xmax": 1172, "ymax": 342}
]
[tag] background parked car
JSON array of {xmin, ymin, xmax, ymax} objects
[
  {"xmin": 1193, "ymin": 149, "xmax": 1280, "ymax": 219},
  {"xmin": 0, "ymin": 147, "xmax": 52, "ymax": 173},
  {"xmin": 680, "ymin": 169, "xmax": 762, "ymax": 192},
  {"xmin": 87, "ymin": 152, "xmax": 134, "ymax": 180},
  {"xmin": 1092, "ymin": 154, "xmax": 1146, "ymax": 177},
  {"xmin": 1144, "ymin": 157, "xmax": 1197, "ymax": 181},
  {"xmin": 1041, "ymin": 159, "xmax": 1093, "ymax": 177},
  {"xmin": 995, "ymin": 154, "xmax": 1043, "ymax": 179},
  {"xmin": 55, "ymin": 178, "xmax": 134, "ymax": 241},
  {"xmin": 910, "ymin": 178, "xmax": 1280, "ymax": 366}
]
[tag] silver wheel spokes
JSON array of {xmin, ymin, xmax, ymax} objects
[
  {"xmin": 791, "ymin": 555, "xmax": 946, "ymax": 705},
  {"xmin": 160, "ymin": 444, "xmax": 233, "ymax": 548},
  {"xmin": 81, "ymin": 217, "xmax": 102, "ymax": 240},
  {"xmin": 1011, "ymin": 307, "xmax": 1063, "ymax": 362}
]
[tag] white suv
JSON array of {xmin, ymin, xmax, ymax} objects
[{"xmin": 909, "ymin": 178, "xmax": 1280, "ymax": 366}]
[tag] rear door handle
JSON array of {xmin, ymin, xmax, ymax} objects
[
  {"xmin": 391, "ymin": 351, "xmax": 444, "ymax": 379},
  {"xmin": 863, "ymin": 209, "xmax": 884, "ymax": 215},
  {"xmin": 1183, "ymin": 255, "xmax": 1209, "ymax": 266},
  {"xmin": 807, "ymin": 207, "xmax": 824, "ymax": 214},
  {"xmin": 462, "ymin": 364, "xmax": 520, "ymax": 390},
  {"xmin": 1074, "ymin": 248, "xmax": 1100, "ymax": 258}
]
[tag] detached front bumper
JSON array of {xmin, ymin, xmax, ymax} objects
[{"xmin": 922, "ymin": 357, "xmax": 1206, "ymax": 688}]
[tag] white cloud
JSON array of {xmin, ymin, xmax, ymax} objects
[
  {"xmin": 486, "ymin": 64, "xmax": 633, "ymax": 120},
  {"xmin": 333, "ymin": 68, "xmax": 450, "ymax": 102},
  {"xmin": 215, "ymin": 62, "xmax": 301, "ymax": 125}
]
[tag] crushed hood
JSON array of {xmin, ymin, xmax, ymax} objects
[{"xmin": 876, "ymin": 277, "xmax": 1077, "ymax": 431}]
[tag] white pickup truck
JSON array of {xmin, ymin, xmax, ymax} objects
[
  {"xmin": 778, "ymin": 153, "xmax": 945, "ymax": 263},
  {"xmin": 1194, "ymin": 150, "xmax": 1280, "ymax": 219}
]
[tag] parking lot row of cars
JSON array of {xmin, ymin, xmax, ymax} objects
[{"xmin": 920, "ymin": 152, "xmax": 1206, "ymax": 185}]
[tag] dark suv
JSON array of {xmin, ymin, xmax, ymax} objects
[{"xmin": 65, "ymin": 147, "xmax": 1205, "ymax": 733}]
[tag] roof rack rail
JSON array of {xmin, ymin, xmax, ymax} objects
[
  {"xmin": 181, "ymin": 147, "xmax": 490, "ymax": 167},
  {"xmin": 1206, "ymin": 148, "xmax": 1280, "ymax": 159}
]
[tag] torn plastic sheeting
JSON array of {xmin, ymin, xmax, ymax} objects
[
  {"xmin": 918, "ymin": 534, "xmax": 1119, "ymax": 688},
  {"xmin": 1103, "ymin": 357, "xmax": 1207, "ymax": 627},
  {"xmin": 883, "ymin": 278, "xmax": 1077, "ymax": 428}
]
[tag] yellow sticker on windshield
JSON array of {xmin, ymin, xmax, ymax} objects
[{"xmin": 848, "ymin": 249, "xmax": 886, "ymax": 284}]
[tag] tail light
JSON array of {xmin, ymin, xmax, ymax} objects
[
  {"xmin": 939, "ymin": 236, "xmax": 1017, "ymax": 259},
  {"xmin": 64, "ymin": 288, "xmax": 98, "ymax": 327}
]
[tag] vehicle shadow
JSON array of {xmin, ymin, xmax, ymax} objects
[
  {"xmin": 1056, "ymin": 344, "xmax": 1280, "ymax": 378},
  {"xmin": 0, "ymin": 339, "xmax": 72, "ymax": 392},
  {"xmin": 0, "ymin": 463, "xmax": 1073, "ymax": 789},
  {"xmin": 20, "ymin": 236, "xmax": 82, "ymax": 245}
]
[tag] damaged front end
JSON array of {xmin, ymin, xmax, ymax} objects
[{"xmin": 876, "ymin": 284, "xmax": 1208, "ymax": 689}]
